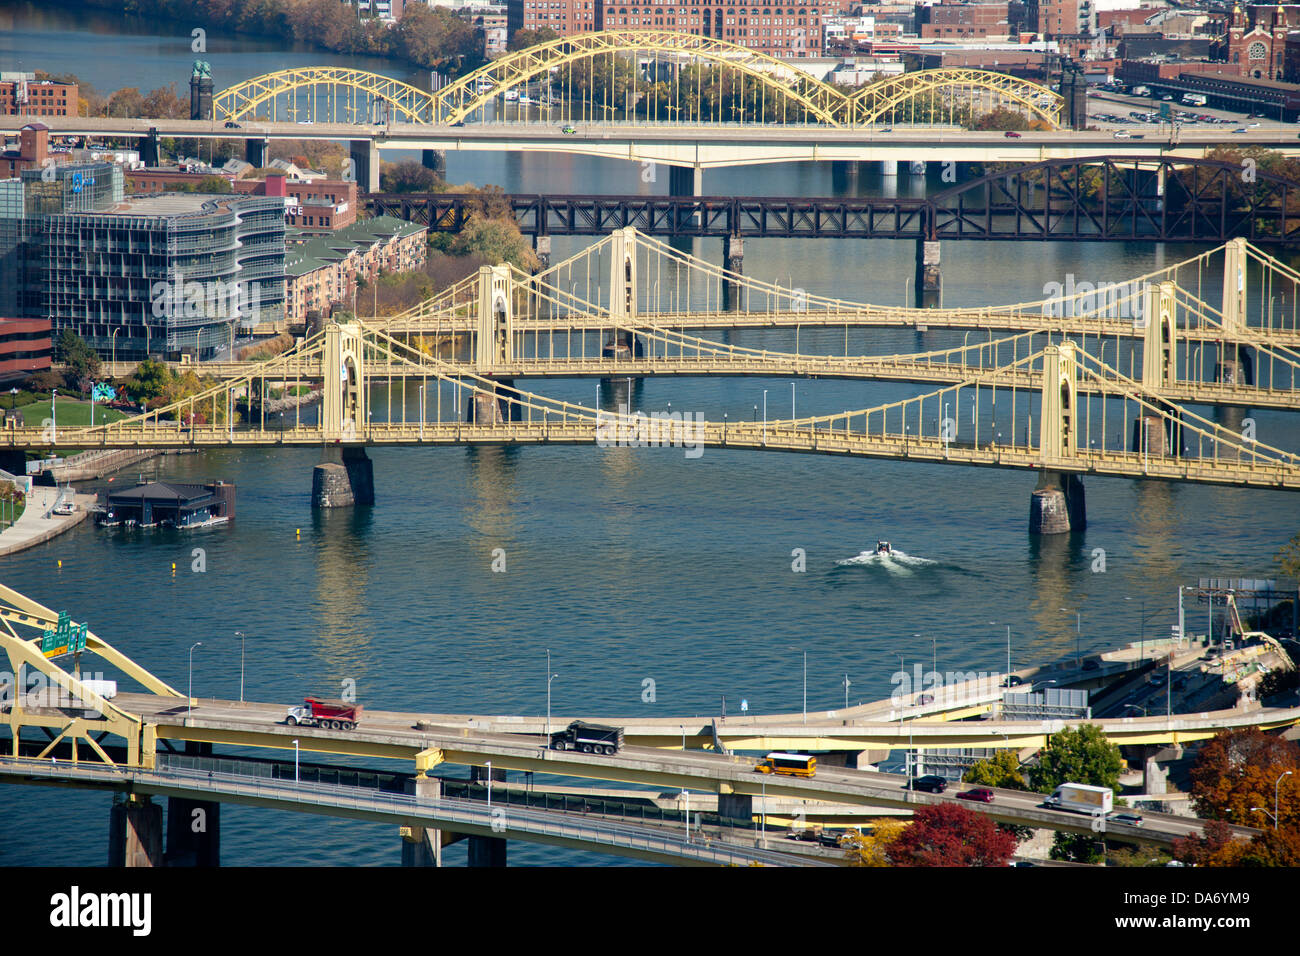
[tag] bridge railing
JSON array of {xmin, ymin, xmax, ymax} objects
[{"xmin": 0, "ymin": 755, "xmax": 802, "ymax": 866}]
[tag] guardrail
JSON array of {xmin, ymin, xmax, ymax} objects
[{"xmin": 0, "ymin": 755, "xmax": 814, "ymax": 867}]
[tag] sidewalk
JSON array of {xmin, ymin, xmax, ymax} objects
[{"xmin": 0, "ymin": 487, "xmax": 96, "ymax": 558}]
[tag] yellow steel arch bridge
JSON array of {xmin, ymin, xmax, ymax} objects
[{"xmin": 210, "ymin": 30, "xmax": 1064, "ymax": 128}]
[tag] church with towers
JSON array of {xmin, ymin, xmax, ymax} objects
[{"xmin": 1213, "ymin": 4, "xmax": 1292, "ymax": 80}]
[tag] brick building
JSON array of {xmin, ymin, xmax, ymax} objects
[
  {"xmin": 1210, "ymin": 2, "xmax": 1290, "ymax": 79},
  {"xmin": 0, "ymin": 75, "xmax": 78, "ymax": 117},
  {"xmin": 919, "ymin": 3, "xmax": 1014, "ymax": 40},
  {"xmin": 0, "ymin": 124, "xmax": 53, "ymax": 179},
  {"xmin": 284, "ymin": 216, "xmax": 428, "ymax": 329},
  {"xmin": 510, "ymin": 0, "xmax": 852, "ymax": 56},
  {"xmin": 0, "ymin": 318, "xmax": 52, "ymax": 383}
]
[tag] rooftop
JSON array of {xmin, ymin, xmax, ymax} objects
[{"xmin": 285, "ymin": 215, "xmax": 426, "ymax": 277}]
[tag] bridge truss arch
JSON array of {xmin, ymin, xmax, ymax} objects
[
  {"xmin": 212, "ymin": 67, "xmax": 438, "ymax": 124},
  {"xmin": 848, "ymin": 69, "xmax": 1063, "ymax": 128},
  {"xmin": 431, "ymin": 29, "xmax": 849, "ymax": 126}
]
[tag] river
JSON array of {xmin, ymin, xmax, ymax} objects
[{"xmin": 1, "ymin": 2, "xmax": 1297, "ymax": 866}]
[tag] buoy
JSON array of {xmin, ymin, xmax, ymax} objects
[
  {"xmin": 171, "ymin": 562, "xmax": 176, "ymax": 573},
  {"xmin": 296, "ymin": 528, "xmax": 301, "ymax": 539},
  {"xmin": 57, "ymin": 559, "xmax": 62, "ymax": 568}
]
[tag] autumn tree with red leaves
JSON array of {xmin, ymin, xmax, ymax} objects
[{"xmin": 888, "ymin": 803, "xmax": 1018, "ymax": 867}]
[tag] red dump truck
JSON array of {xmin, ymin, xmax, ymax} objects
[{"xmin": 285, "ymin": 697, "xmax": 362, "ymax": 731}]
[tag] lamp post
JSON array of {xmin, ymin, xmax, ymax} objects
[
  {"xmin": 790, "ymin": 381, "xmax": 796, "ymax": 419},
  {"xmin": 51, "ymin": 388, "xmax": 57, "ymax": 443},
  {"xmin": 762, "ymin": 389, "xmax": 767, "ymax": 443},
  {"xmin": 1253, "ymin": 771, "xmax": 1294, "ymax": 830},
  {"xmin": 293, "ymin": 739, "xmax": 299, "ymax": 783},
  {"xmin": 418, "ymin": 385, "xmax": 425, "ymax": 439},
  {"xmin": 546, "ymin": 648, "xmax": 557, "ymax": 743},
  {"xmin": 486, "ymin": 760, "xmax": 492, "ymax": 809},
  {"xmin": 111, "ymin": 328, "xmax": 118, "ymax": 370},
  {"xmin": 1124, "ymin": 704, "xmax": 1148, "ymax": 717},
  {"xmin": 235, "ymin": 630, "xmax": 245, "ymax": 702},
  {"xmin": 187, "ymin": 641, "xmax": 203, "ymax": 721}
]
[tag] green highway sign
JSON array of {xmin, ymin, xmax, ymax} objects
[{"xmin": 41, "ymin": 611, "xmax": 88, "ymax": 659}]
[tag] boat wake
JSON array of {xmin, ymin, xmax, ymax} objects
[{"xmin": 835, "ymin": 549, "xmax": 937, "ymax": 575}]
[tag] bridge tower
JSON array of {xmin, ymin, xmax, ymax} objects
[
  {"xmin": 1135, "ymin": 281, "xmax": 1184, "ymax": 457},
  {"xmin": 312, "ymin": 322, "xmax": 374, "ymax": 508},
  {"xmin": 1030, "ymin": 341, "xmax": 1086, "ymax": 534},
  {"xmin": 1141, "ymin": 280, "xmax": 1177, "ymax": 389},
  {"xmin": 469, "ymin": 265, "xmax": 520, "ymax": 424},
  {"xmin": 1217, "ymin": 237, "xmax": 1254, "ymax": 385}
]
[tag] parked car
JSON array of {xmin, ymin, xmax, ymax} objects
[
  {"xmin": 958, "ymin": 787, "xmax": 995, "ymax": 803},
  {"xmin": 911, "ymin": 774, "xmax": 948, "ymax": 793}
]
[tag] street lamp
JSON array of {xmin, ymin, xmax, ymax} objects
[
  {"xmin": 235, "ymin": 630, "xmax": 245, "ymax": 702},
  {"xmin": 546, "ymin": 648, "xmax": 557, "ymax": 743},
  {"xmin": 51, "ymin": 388, "xmax": 57, "ymax": 443},
  {"xmin": 790, "ymin": 381, "xmax": 796, "ymax": 419},
  {"xmin": 1252, "ymin": 771, "xmax": 1294, "ymax": 830},
  {"xmin": 111, "ymin": 328, "xmax": 118, "ymax": 369},
  {"xmin": 418, "ymin": 384, "xmax": 425, "ymax": 439},
  {"xmin": 293, "ymin": 739, "xmax": 299, "ymax": 783},
  {"xmin": 1124, "ymin": 703, "xmax": 1148, "ymax": 717},
  {"xmin": 187, "ymin": 641, "xmax": 203, "ymax": 721},
  {"xmin": 486, "ymin": 761, "xmax": 492, "ymax": 809}
]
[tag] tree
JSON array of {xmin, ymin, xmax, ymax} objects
[
  {"xmin": 447, "ymin": 215, "xmax": 539, "ymax": 272},
  {"xmin": 888, "ymin": 803, "xmax": 1018, "ymax": 867},
  {"xmin": 126, "ymin": 359, "xmax": 175, "ymax": 403},
  {"xmin": 842, "ymin": 819, "xmax": 907, "ymax": 867},
  {"xmin": 969, "ymin": 106, "xmax": 1030, "ymax": 131},
  {"xmin": 1049, "ymin": 831, "xmax": 1106, "ymax": 865},
  {"xmin": 1187, "ymin": 727, "xmax": 1300, "ymax": 829},
  {"xmin": 380, "ymin": 160, "xmax": 442, "ymax": 194},
  {"xmin": 141, "ymin": 83, "xmax": 188, "ymax": 119},
  {"xmin": 1172, "ymin": 820, "xmax": 1249, "ymax": 867},
  {"xmin": 1029, "ymin": 724, "xmax": 1123, "ymax": 794},
  {"xmin": 508, "ymin": 27, "xmax": 559, "ymax": 51},
  {"xmin": 54, "ymin": 330, "xmax": 101, "ymax": 390},
  {"xmin": 196, "ymin": 175, "xmax": 233, "ymax": 194},
  {"xmin": 963, "ymin": 750, "xmax": 1028, "ymax": 790},
  {"xmin": 106, "ymin": 87, "xmax": 146, "ymax": 118}
]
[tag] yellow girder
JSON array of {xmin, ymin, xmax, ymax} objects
[
  {"xmin": 432, "ymin": 29, "xmax": 848, "ymax": 126},
  {"xmin": 212, "ymin": 66, "xmax": 437, "ymax": 123},
  {"xmin": 849, "ymin": 68, "xmax": 1063, "ymax": 128}
]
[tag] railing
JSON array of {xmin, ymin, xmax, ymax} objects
[{"xmin": 0, "ymin": 755, "xmax": 810, "ymax": 867}]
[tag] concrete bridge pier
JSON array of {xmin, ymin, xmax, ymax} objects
[
  {"xmin": 880, "ymin": 159, "xmax": 899, "ymax": 177},
  {"xmin": 401, "ymin": 776, "xmax": 443, "ymax": 867},
  {"xmin": 467, "ymin": 835, "xmax": 507, "ymax": 867},
  {"xmin": 466, "ymin": 379, "xmax": 522, "ymax": 424},
  {"xmin": 142, "ymin": 127, "xmax": 160, "ymax": 168},
  {"xmin": 913, "ymin": 238, "xmax": 941, "ymax": 308},
  {"xmin": 349, "ymin": 139, "xmax": 380, "ymax": 193},
  {"xmin": 668, "ymin": 163, "xmax": 702, "ymax": 198},
  {"xmin": 717, "ymin": 790, "xmax": 753, "ymax": 827},
  {"xmin": 109, "ymin": 794, "xmax": 163, "ymax": 867},
  {"xmin": 1028, "ymin": 471, "xmax": 1086, "ymax": 534},
  {"xmin": 244, "ymin": 137, "xmax": 267, "ymax": 169},
  {"xmin": 1214, "ymin": 344, "xmax": 1254, "ymax": 385},
  {"xmin": 831, "ymin": 160, "xmax": 861, "ymax": 193},
  {"xmin": 311, "ymin": 444, "xmax": 375, "ymax": 508},
  {"xmin": 533, "ymin": 234, "xmax": 551, "ymax": 272},
  {"xmin": 722, "ymin": 234, "xmax": 744, "ymax": 311},
  {"xmin": 165, "ymin": 797, "xmax": 221, "ymax": 866},
  {"xmin": 420, "ymin": 148, "xmax": 444, "ymax": 178}
]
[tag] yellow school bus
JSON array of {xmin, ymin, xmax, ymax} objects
[{"xmin": 754, "ymin": 752, "xmax": 816, "ymax": 778}]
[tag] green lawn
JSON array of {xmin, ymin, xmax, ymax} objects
[{"xmin": 13, "ymin": 397, "xmax": 130, "ymax": 427}]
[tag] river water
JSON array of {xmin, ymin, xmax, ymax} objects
[{"xmin": 1, "ymin": 3, "xmax": 1297, "ymax": 866}]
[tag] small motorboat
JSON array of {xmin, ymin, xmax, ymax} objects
[{"xmin": 875, "ymin": 540, "xmax": 893, "ymax": 556}]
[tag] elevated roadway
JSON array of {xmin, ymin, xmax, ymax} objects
[{"xmin": 9, "ymin": 116, "xmax": 1300, "ymax": 168}]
